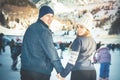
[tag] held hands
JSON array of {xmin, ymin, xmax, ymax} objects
[{"xmin": 56, "ymin": 73, "xmax": 65, "ymax": 80}]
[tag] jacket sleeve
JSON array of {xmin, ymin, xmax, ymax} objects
[
  {"xmin": 39, "ymin": 30, "xmax": 64, "ymax": 73},
  {"xmin": 60, "ymin": 51, "xmax": 79, "ymax": 77},
  {"xmin": 60, "ymin": 38, "xmax": 80, "ymax": 77}
]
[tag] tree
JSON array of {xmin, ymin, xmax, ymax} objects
[
  {"xmin": 109, "ymin": 9, "xmax": 120, "ymax": 35},
  {"xmin": 0, "ymin": 0, "xmax": 36, "ymax": 7}
]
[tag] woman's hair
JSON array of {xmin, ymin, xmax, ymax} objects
[{"xmin": 76, "ymin": 24, "xmax": 91, "ymax": 37}]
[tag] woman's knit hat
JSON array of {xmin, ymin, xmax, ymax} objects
[
  {"xmin": 78, "ymin": 12, "xmax": 93, "ymax": 32},
  {"xmin": 39, "ymin": 5, "xmax": 54, "ymax": 18}
]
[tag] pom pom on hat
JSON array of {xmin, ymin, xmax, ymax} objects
[
  {"xmin": 78, "ymin": 12, "xmax": 93, "ymax": 31},
  {"xmin": 39, "ymin": 5, "xmax": 54, "ymax": 18}
]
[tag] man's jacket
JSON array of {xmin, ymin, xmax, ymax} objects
[{"xmin": 21, "ymin": 19, "xmax": 63, "ymax": 75}]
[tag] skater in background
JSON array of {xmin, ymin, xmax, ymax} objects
[
  {"xmin": 96, "ymin": 41, "xmax": 102, "ymax": 50},
  {"xmin": 59, "ymin": 42, "xmax": 66, "ymax": 59},
  {"xmin": 0, "ymin": 33, "xmax": 2, "ymax": 65},
  {"xmin": 9, "ymin": 38, "xmax": 22, "ymax": 71},
  {"xmin": 0, "ymin": 33, "xmax": 5, "ymax": 55},
  {"xmin": 94, "ymin": 45, "xmax": 111, "ymax": 80}
]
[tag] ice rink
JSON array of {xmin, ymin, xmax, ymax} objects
[{"xmin": 0, "ymin": 45, "xmax": 120, "ymax": 80}]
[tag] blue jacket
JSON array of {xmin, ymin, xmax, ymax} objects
[
  {"xmin": 21, "ymin": 19, "xmax": 63, "ymax": 75},
  {"xmin": 60, "ymin": 36, "xmax": 96, "ymax": 77}
]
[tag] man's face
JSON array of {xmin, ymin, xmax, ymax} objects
[{"xmin": 40, "ymin": 13, "xmax": 54, "ymax": 26}]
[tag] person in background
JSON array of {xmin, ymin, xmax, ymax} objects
[
  {"xmin": 0, "ymin": 33, "xmax": 5, "ymax": 66},
  {"xmin": 9, "ymin": 38, "xmax": 22, "ymax": 71},
  {"xmin": 57, "ymin": 12, "xmax": 97, "ymax": 80},
  {"xmin": 20, "ymin": 5, "xmax": 64, "ymax": 80},
  {"xmin": 59, "ymin": 42, "xmax": 66, "ymax": 59},
  {"xmin": 0, "ymin": 33, "xmax": 2, "ymax": 66},
  {"xmin": 9, "ymin": 39, "xmax": 17, "ymax": 71},
  {"xmin": 96, "ymin": 41, "xmax": 102, "ymax": 50},
  {"xmin": 0, "ymin": 33, "xmax": 5, "ymax": 55},
  {"xmin": 95, "ymin": 45, "xmax": 111, "ymax": 80},
  {"xmin": 0, "ymin": 63, "xmax": 2, "ymax": 66}
]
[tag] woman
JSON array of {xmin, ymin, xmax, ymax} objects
[{"xmin": 57, "ymin": 12, "xmax": 97, "ymax": 80}]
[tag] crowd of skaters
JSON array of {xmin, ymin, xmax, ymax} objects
[
  {"xmin": 96, "ymin": 41, "xmax": 120, "ymax": 52},
  {"xmin": 0, "ymin": 33, "xmax": 22, "ymax": 71},
  {"xmin": 0, "ymin": 33, "xmax": 73, "ymax": 70},
  {"xmin": 107, "ymin": 43, "xmax": 120, "ymax": 52},
  {"xmin": 0, "ymin": 32, "xmax": 119, "ymax": 76},
  {"xmin": 1, "ymin": 33, "xmax": 120, "ymax": 71}
]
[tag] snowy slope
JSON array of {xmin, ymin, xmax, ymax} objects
[{"xmin": 0, "ymin": 25, "xmax": 25, "ymax": 36}]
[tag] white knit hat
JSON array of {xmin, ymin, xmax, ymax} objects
[{"xmin": 78, "ymin": 12, "xmax": 93, "ymax": 32}]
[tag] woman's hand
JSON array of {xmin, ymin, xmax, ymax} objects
[{"xmin": 56, "ymin": 73, "xmax": 65, "ymax": 80}]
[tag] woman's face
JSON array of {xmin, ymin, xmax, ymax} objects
[
  {"xmin": 40, "ymin": 13, "xmax": 54, "ymax": 26},
  {"xmin": 76, "ymin": 25, "xmax": 87, "ymax": 36}
]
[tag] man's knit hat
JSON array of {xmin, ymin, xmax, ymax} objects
[
  {"xmin": 39, "ymin": 5, "xmax": 54, "ymax": 18},
  {"xmin": 78, "ymin": 12, "xmax": 93, "ymax": 31}
]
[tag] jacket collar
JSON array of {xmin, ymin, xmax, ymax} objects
[{"xmin": 37, "ymin": 19, "xmax": 49, "ymax": 29}]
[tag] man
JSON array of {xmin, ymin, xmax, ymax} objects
[{"xmin": 20, "ymin": 5, "xmax": 64, "ymax": 80}]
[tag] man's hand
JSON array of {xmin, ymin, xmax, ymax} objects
[{"xmin": 56, "ymin": 73, "xmax": 65, "ymax": 80}]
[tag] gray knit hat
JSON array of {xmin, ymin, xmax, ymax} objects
[{"xmin": 78, "ymin": 12, "xmax": 93, "ymax": 31}]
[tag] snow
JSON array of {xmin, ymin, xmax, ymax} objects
[
  {"xmin": 0, "ymin": 35, "xmax": 120, "ymax": 80},
  {"xmin": 0, "ymin": 25, "xmax": 25, "ymax": 36}
]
